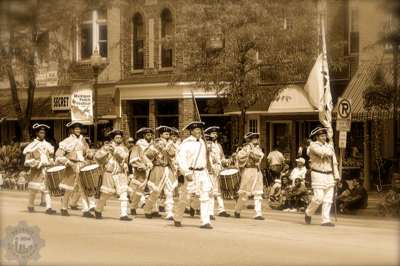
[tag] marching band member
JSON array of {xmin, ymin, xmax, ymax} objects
[
  {"xmin": 204, "ymin": 126, "xmax": 230, "ymax": 219},
  {"xmin": 234, "ymin": 132, "xmax": 265, "ymax": 220},
  {"xmin": 305, "ymin": 127, "xmax": 340, "ymax": 227},
  {"xmin": 128, "ymin": 137, "xmax": 152, "ymax": 216},
  {"xmin": 173, "ymin": 121, "xmax": 214, "ymax": 229},
  {"xmin": 136, "ymin": 127, "xmax": 154, "ymax": 151},
  {"xmin": 56, "ymin": 122, "xmax": 93, "ymax": 218},
  {"xmin": 94, "ymin": 129, "xmax": 131, "ymax": 221},
  {"xmin": 143, "ymin": 126, "xmax": 177, "ymax": 220},
  {"xmin": 23, "ymin": 123, "xmax": 56, "ymax": 214}
]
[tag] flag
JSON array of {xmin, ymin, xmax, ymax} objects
[{"xmin": 191, "ymin": 90, "xmax": 202, "ymax": 121}]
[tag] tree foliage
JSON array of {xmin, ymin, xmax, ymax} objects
[{"xmin": 175, "ymin": 0, "xmax": 318, "ymax": 143}]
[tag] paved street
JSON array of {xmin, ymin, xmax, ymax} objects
[{"xmin": 1, "ymin": 191, "xmax": 399, "ymax": 266}]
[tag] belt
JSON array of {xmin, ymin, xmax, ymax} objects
[
  {"xmin": 245, "ymin": 166, "xmax": 257, "ymax": 169},
  {"xmin": 189, "ymin": 167, "xmax": 205, "ymax": 171},
  {"xmin": 311, "ymin": 169, "xmax": 333, "ymax": 174},
  {"xmin": 153, "ymin": 163, "xmax": 168, "ymax": 167}
]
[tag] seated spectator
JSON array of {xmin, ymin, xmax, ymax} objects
[
  {"xmin": 268, "ymin": 179, "xmax": 282, "ymax": 210},
  {"xmin": 286, "ymin": 178, "xmax": 309, "ymax": 212},
  {"xmin": 377, "ymin": 173, "xmax": 400, "ymax": 217},
  {"xmin": 336, "ymin": 179, "xmax": 351, "ymax": 203},
  {"xmin": 281, "ymin": 176, "xmax": 293, "ymax": 212},
  {"xmin": 17, "ymin": 170, "xmax": 27, "ymax": 191},
  {"xmin": 338, "ymin": 178, "xmax": 368, "ymax": 214},
  {"xmin": 289, "ymin": 157, "xmax": 307, "ymax": 185}
]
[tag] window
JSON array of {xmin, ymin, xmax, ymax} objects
[
  {"xmin": 156, "ymin": 99, "xmax": 179, "ymax": 128},
  {"xmin": 133, "ymin": 13, "xmax": 144, "ymax": 70},
  {"xmin": 349, "ymin": 8, "xmax": 359, "ymax": 54},
  {"xmin": 248, "ymin": 119, "xmax": 258, "ymax": 133},
  {"xmin": 79, "ymin": 10, "xmax": 107, "ymax": 60},
  {"xmin": 130, "ymin": 100, "xmax": 149, "ymax": 134},
  {"xmin": 160, "ymin": 8, "xmax": 173, "ymax": 68}
]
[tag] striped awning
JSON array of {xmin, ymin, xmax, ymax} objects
[{"xmin": 333, "ymin": 60, "xmax": 396, "ymax": 121}]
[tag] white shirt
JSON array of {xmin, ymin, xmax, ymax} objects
[
  {"xmin": 289, "ymin": 166, "xmax": 307, "ymax": 185},
  {"xmin": 267, "ymin": 150, "xmax": 285, "ymax": 166},
  {"xmin": 177, "ymin": 135, "xmax": 207, "ymax": 176}
]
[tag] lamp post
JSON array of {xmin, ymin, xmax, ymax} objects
[{"xmin": 90, "ymin": 47, "xmax": 102, "ymax": 146}]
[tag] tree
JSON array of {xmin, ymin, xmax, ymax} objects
[
  {"xmin": 175, "ymin": 0, "xmax": 318, "ymax": 144},
  {"xmin": 0, "ymin": 0, "xmax": 109, "ymax": 141}
]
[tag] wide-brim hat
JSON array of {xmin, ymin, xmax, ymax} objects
[
  {"xmin": 66, "ymin": 121, "xmax": 85, "ymax": 128},
  {"xmin": 295, "ymin": 157, "xmax": 305, "ymax": 164},
  {"xmin": 170, "ymin": 127, "xmax": 179, "ymax": 135},
  {"xmin": 204, "ymin": 126, "xmax": 220, "ymax": 134},
  {"xmin": 136, "ymin": 127, "xmax": 154, "ymax": 136},
  {"xmin": 156, "ymin": 126, "xmax": 172, "ymax": 134},
  {"xmin": 309, "ymin": 127, "xmax": 328, "ymax": 138},
  {"xmin": 244, "ymin": 132, "xmax": 259, "ymax": 139},
  {"xmin": 32, "ymin": 123, "xmax": 50, "ymax": 132},
  {"xmin": 183, "ymin": 121, "xmax": 205, "ymax": 131},
  {"xmin": 108, "ymin": 129, "xmax": 124, "ymax": 139}
]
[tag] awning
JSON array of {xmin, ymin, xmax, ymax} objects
[
  {"xmin": 333, "ymin": 61, "xmax": 395, "ymax": 121},
  {"xmin": 224, "ymin": 85, "xmax": 317, "ymax": 115}
]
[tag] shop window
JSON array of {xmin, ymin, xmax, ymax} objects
[
  {"xmin": 131, "ymin": 100, "xmax": 149, "ymax": 134},
  {"xmin": 79, "ymin": 10, "xmax": 107, "ymax": 60},
  {"xmin": 248, "ymin": 119, "xmax": 258, "ymax": 133},
  {"xmin": 156, "ymin": 99, "xmax": 178, "ymax": 128},
  {"xmin": 132, "ymin": 13, "xmax": 144, "ymax": 70},
  {"xmin": 160, "ymin": 8, "xmax": 174, "ymax": 68}
]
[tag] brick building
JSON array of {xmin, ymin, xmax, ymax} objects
[{"xmin": 1, "ymin": 0, "xmax": 392, "ymax": 170}]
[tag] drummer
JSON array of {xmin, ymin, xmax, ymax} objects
[
  {"xmin": 234, "ymin": 132, "xmax": 265, "ymax": 220},
  {"xmin": 94, "ymin": 129, "xmax": 132, "ymax": 221},
  {"xmin": 56, "ymin": 121, "xmax": 94, "ymax": 218},
  {"xmin": 204, "ymin": 126, "xmax": 230, "ymax": 219},
  {"xmin": 23, "ymin": 123, "xmax": 56, "ymax": 214}
]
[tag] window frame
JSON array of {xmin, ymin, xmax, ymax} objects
[
  {"xmin": 132, "ymin": 12, "xmax": 145, "ymax": 71},
  {"xmin": 159, "ymin": 8, "xmax": 174, "ymax": 70}
]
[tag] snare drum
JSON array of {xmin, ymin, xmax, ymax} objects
[
  {"xmin": 219, "ymin": 168, "xmax": 240, "ymax": 200},
  {"xmin": 79, "ymin": 164, "xmax": 102, "ymax": 198},
  {"xmin": 46, "ymin": 165, "xmax": 66, "ymax": 197}
]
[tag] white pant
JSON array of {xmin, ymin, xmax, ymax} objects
[
  {"xmin": 235, "ymin": 193, "xmax": 263, "ymax": 217},
  {"xmin": 306, "ymin": 186, "xmax": 334, "ymax": 224},
  {"xmin": 28, "ymin": 189, "xmax": 51, "ymax": 209},
  {"xmin": 96, "ymin": 192, "xmax": 129, "ymax": 217},
  {"xmin": 209, "ymin": 195, "xmax": 225, "ymax": 215}
]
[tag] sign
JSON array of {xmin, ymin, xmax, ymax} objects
[
  {"xmin": 70, "ymin": 85, "xmax": 93, "ymax": 124},
  {"xmin": 51, "ymin": 95, "xmax": 70, "ymax": 111},
  {"xmin": 338, "ymin": 131, "xmax": 347, "ymax": 149},
  {"xmin": 36, "ymin": 67, "xmax": 58, "ymax": 87},
  {"xmin": 336, "ymin": 97, "xmax": 352, "ymax": 132}
]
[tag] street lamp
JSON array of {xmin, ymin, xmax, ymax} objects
[{"xmin": 90, "ymin": 47, "xmax": 103, "ymax": 146}]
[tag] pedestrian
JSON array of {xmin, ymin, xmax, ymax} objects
[
  {"xmin": 173, "ymin": 121, "xmax": 214, "ymax": 229},
  {"xmin": 94, "ymin": 129, "xmax": 132, "ymax": 221},
  {"xmin": 56, "ymin": 121, "xmax": 94, "ymax": 218},
  {"xmin": 23, "ymin": 123, "xmax": 56, "ymax": 214},
  {"xmin": 304, "ymin": 127, "xmax": 340, "ymax": 227},
  {"xmin": 289, "ymin": 157, "xmax": 307, "ymax": 185},
  {"xmin": 267, "ymin": 145, "xmax": 285, "ymax": 182},
  {"xmin": 234, "ymin": 132, "xmax": 265, "ymax": 220}
]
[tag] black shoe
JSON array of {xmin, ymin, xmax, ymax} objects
[
  {"xmin": 145, "ymin": 213, "xmax": 153, "ymax": 219},
  {"xmin": 131, "ymin": 209, "xmax": 137, "ymax": 216},
  {"xmin": 200, "ymin": 223, "xmax": 213, "ymax": 229},
  {"xmin": 321, "ymin": 222, "xmax": 335, "ymax": 227},
  {"xmin": 120, "ymin": 216, "xmax": 133, "ymax": 221},
  {"xmin": 210, "ymin": 215, "xmax": 215, "ymax": 220},
  {"xmin": 28, "ymin": 207, "xmax": 34, "ymax": 213},
  {"xmin": 45, "ymin": 208, "xmax": 56, "ymax": 215},
  {"xmin": 305, "ymin": 214, "xmax": 312, "ymax": 225},
  {"xmin": 184, "ymin": 208, "xmax": 190, "ymax": 214},
  {"xmin": 83, "ymin": 211, "xmax": 94, "ymax": 218},
  {"xmin": 189, "ymin": 207, "xmax": 195, "ymax": 217},
  {"xmin": 166, "ymin": 216, "xmax": 174, "ymax": 221},
  {"xmin": 40, "ymin": 202, "xmax": 46, "ymax": 207},
  {"xmin": 159, "ymin": 206, "xmax": 165, "ymax": 212},
  {"xmin": 196, "ymin": 209, "xmax": 200, "ymax": 215},
  {"xmin": 174, "ymin": 220, "xmax": 182, "ymax": 227},
  {"xmin": 254, "ymin": 216, "xmax": 265, "ymax": 220},
  {"xmin": 70, "ymin": 205, "xmax": 79, "ymax": 210},
  {"xmin": 234, "ymin": 212, "xmax": 240, "ymax": 218},
  {"xmin": 61, "ymin": 209, "xmax": 70, "ymax": 216},
  {"xmin": 152, "ymin": 212, "xmax": 161, "ymax": 218},
  {"xmin": 218, "ymin": 211, "xmax": 231, "ymax": 217},
  {"xmin": 89, "ymin": 207, "xmax": 95, "ymax": 212},
  {"xmin": 95, "ymin": 211, "xmax": 102, "ymax": 219}
]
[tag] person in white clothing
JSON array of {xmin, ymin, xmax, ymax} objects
[
  {"xmin": 173, "ymin": 121, "xmax": 213, "ymax": 229},
  {"xmin": 305, "ymin": 127, "xmax": 340, "ymax": 227},
  {"xmin": 289, "ymin": 157, "xmax": 307, "ymax": 185},
  {"xmin": 23, "ymin": 123, "xmax": 56, "ymax": 214}
]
